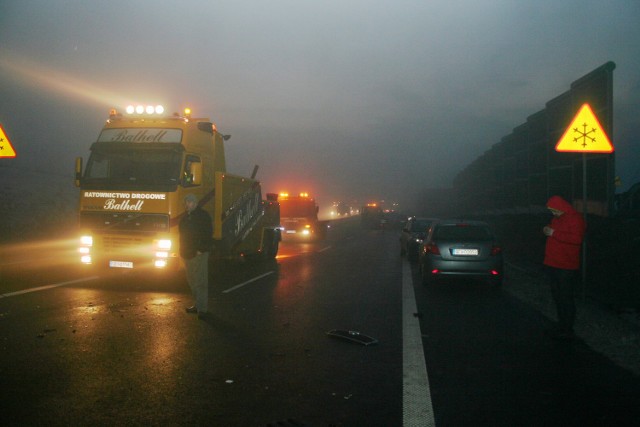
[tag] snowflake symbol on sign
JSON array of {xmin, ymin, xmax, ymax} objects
[{"xmin": 573, "ymin": 122, "xmax": 597, "ymax": 148}]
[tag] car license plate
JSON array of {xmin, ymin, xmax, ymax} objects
[
  {"xmin": 109, "ymin": 260, "xmax": 133, "ymax": 269},
  {"xmin": 452, "ymin": 248, "xmax": 478, "ymax": 256},
  {"xmin": 286, "ymin": 230, "xmax": 296, "ymax": 234}
]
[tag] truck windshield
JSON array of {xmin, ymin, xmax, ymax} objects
[
  {"xmin": 280, "ymin": 200, "xmax": 316, "ymax": 217},
  {"xmin": 84, "ymin": 147, "xmax": 182, "ymax": 188}
]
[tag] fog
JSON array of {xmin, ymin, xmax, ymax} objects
[{"xmin": 1, "ymin": 0, "xmax": 640, "ymax": 223}]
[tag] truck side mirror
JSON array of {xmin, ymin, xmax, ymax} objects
[
  {"xmin": 189, "ymin": 162, "xmax": 202, "ymax": 185},
  {"xmin": 75, "ymin": 157, "xmax": 83, "ymax": 187}
]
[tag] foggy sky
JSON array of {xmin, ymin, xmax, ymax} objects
[{"xmin": 1, "ymin": 0, "xmax": 639, "ymax": 212}]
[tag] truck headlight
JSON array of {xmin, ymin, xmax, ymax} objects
[
  {"xmin": 79, "ymin": 235, "xmax": 93, "ymax": 264},
  {"xmin": 155, "ymin": 239, "xmax": 172, "ymax": 250},
  {"xmin": 152, "ymin": 239, "xmax": 172, "ymax": 268}
]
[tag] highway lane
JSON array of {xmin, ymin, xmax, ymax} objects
[
  {"xmin": 0, "ymin": 219, "xmax": 419, "ymax": 425},
  {"xmin": 5, "ymin": 216, "xmax": 637, "ymax": 425},
  {"xmin": 0, "ymin": 236, "xmax": 93, "ymax": 295},
  {"xmin": 411, "ymin": 263, "xmax": 640, "ymax": 425}
]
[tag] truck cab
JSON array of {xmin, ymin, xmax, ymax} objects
[
  {"xmin": 75, "ymin": 105, "xmax": 280, "ymax": 271},
  {"xmin": 278, "ymin": 192, "xmax": 325, "ymax": 240}
]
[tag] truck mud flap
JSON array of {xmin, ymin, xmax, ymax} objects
[{"xmin": 326, "ymin": 329, "xmax": 378, "ymax": 346}]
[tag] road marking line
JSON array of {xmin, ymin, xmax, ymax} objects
[
  {"xmin": 402, "ymin": 260, "xmax": 436, "ymax": 426},
  {"xmin": 317, "ymin": 245, "xmax": 332, "ymax": 253},
  {"xmin": 222, "ymin": 271, "xmax": 275, "ymax": 294},
  {"xmin": 0, "ymin": 276, "xmax": 101, "ymax": 298}
]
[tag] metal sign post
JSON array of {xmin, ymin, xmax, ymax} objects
[
  {"xmin": 582, "ymin": 153, "xmax": 587, "ymax": 300},
  {"xmin": 555, "ymin": 103, "xmax": 614, "ymax": 301}
]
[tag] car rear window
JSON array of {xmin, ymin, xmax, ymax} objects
[
  {"xmin": 411, "ymin": 220, "xmax": 433, "ymax": 231},
  {"xmin": 433, "ymin": 225, "xmax": 492, "ymax": 240}
]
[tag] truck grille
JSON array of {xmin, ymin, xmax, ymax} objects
[
  {"xmin": 102, "ymin": 235, "xmax": 145, "ymax": 252},
  {"xmin": 80, "ymin": 212, "xmax": 169, "ymax": 232}
]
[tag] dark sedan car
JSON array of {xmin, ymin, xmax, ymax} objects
[
  {"xmin": 400, "ymin": 217, "xmax": 437, "ymax": 261},
  {"xmin": 419, "ymin": 219, "xmax": 503, "ymax": 287}
]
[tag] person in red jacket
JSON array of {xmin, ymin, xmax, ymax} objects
[{"xmin": 543, "ymin": 195, "xmax": 586, "ymax": 340}]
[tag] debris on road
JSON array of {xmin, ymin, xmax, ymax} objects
[{"xmin": 326, "ymin": 329, "xmax": 378, "ymax": 346}]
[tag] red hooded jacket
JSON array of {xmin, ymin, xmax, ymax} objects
[{"xmin": 543, "ymin": 196, "xmax": 586, "ymax": 270}]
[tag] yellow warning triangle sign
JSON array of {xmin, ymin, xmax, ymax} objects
[
  {"xmin": 555, "ymin": 103, "xmax": 614, "ymax": 153},
  {"xmin": 0, "ymin": 124, "xmax": 17, "ymax": 158}
]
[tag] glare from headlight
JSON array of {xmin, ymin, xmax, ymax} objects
[{"xmin": 156, "ymin": 239, "xmax": 172, "ymax": 250}]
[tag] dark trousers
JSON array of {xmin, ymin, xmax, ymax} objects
[
  {"xmin": 184, "ymin": 252, "xmax": 209, "ymax": 313},
  {"xmin": 545, "ymin": 266, "xmax": 578, "ymax": 333}
]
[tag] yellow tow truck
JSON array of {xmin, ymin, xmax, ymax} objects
[{"xmin": 74, "ymin": 105, "xmax": 280, "ymax": 271}]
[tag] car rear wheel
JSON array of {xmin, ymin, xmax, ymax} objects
[
  {"xmin": 490, "ymin": 276, "xmax": 503, "ymax": 289},
  {"xmin": 424, "ymin": 273, "xmax": 437, "ymax": 287},
  {"xmin": 420, "ymin": 263, "xmax": 434, "ymax": 286}
]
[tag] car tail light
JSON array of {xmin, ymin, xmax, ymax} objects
[
  {"xmin": 490, "ymin": 270, "xmax": 500, "ymax": 275},
  {"xmin": 425, "ymin": 244, "xmax": 440, "ymax": 255},
  {"xmin": 490, "ymin": 245, "xmax": 502, "ymax": 256}
]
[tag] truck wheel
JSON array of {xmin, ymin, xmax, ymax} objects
[
  {"xmin": 267, "ymin": 239, "xmax": 279, "ymax": 259},
  {"xmin": 262, "ymin": 229, "xmax": 280, "ymax": 259}
]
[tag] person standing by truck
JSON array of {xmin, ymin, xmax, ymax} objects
[
  {"xmin": 542, "ymin": 195, "xmax": 586, "ymax": 340},
  {"xmin": 179, "ymin": 194, "xmax": 213, "ymax": 318}
]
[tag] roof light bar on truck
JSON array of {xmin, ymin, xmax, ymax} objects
[{"xmin": 124, "ymin": 104, "xmax": 166, "ymax": 115}]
